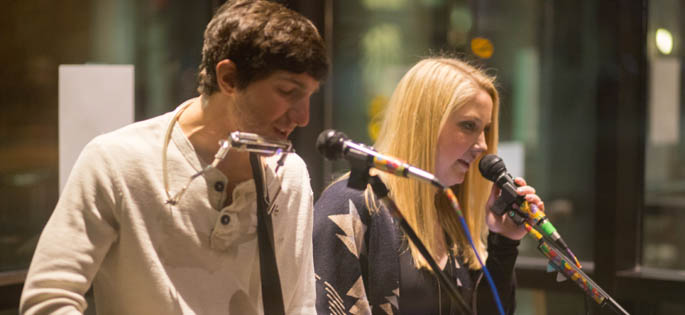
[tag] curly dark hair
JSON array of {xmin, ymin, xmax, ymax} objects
[{"xmin": 197, "ymin": 0, "xmax": 329, "ymax": 95}]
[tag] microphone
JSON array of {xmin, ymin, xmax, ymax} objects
[
  {"xmin": 166, "ymin": 131, "xmax": 293, "ymax": 205},
  {"xmin": 479, "ymin": 154, "xmax": 581, "ymax": 268},
  {"xmin": 211, "ymin": 131, "xmax": 293, "ymax": 167},
  {"xmin": 316, "ymin": 129, "xmax": 444, "ymax": 188},
  {"xmin": 229, "ymin": 131, "xmax": 293, "ymax": 155},
  {"xmin": 478, "ymin": 155, "xmax": 524, "ymax": 216}
]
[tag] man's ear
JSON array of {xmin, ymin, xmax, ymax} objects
[{"xmin": 216, "ymin": 59, "xmax": 238, "ymax": 95}]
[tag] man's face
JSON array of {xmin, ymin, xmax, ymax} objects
[{"xmin": 231, "ymin": 71, "xmax": 320, "ymax": 140}]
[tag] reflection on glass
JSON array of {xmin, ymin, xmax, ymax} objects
[
  {"xmin": 329, "ymin": 1, "xmax": 598, "ymax": 263},
  {"xmin": 644, "ymin": 0, "xmax": 685, "ymax": 270},
  {"xmin": 516, "ymin": 289, "xmax": 587, "ymax": 315},
  {"xmin": 0, "ymin": 1, "xmax": 210, "ymax": 272}
]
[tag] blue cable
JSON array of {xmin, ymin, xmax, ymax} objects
[{"xmin": 457, "ymin": 216, "xmax": 506, "ymax": 315}]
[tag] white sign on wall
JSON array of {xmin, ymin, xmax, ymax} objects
[
  {"xmin": 498, "ymin": 141, "xmax": 525, "ymax": 179},
  {"xmin": 649, "ymin": 57, "xmax": 680, "ymax": 146},
  {"xmin": 58, "ymin": 64, "xmax": 134, "ymax": 192}
]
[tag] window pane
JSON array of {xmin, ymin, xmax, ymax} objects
[
  {"xmin": 0, "ymin": 0, "xmax": 210, "ymax": 272},
  {"xmin": 644, "ymin": 0, "xmax": 685, "ymax": 270},
  {"xmin": 516, "ymin": 289, "xmax": 587, "ymax": 315},
  {"xmin": 329, "ymin": 0, "xmax": 597, "ymax": 262}
]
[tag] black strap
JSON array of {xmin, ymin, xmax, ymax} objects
[{"xmin": 249, "ymin": 153, "xmax": 285, "ymax": 315}]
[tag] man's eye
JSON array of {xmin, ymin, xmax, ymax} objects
[{"xmin": 279, "ymin": 88, "xmax": 295, "ymax": 95}]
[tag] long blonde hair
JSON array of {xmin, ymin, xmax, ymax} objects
[{"xmin": 369, "ymin": 58, "xmax": 500, "ymax": 270}]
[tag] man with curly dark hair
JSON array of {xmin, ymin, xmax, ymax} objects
[{"xmin": 20, "ymin": 1, "xmax": 328, "ymax": 314}]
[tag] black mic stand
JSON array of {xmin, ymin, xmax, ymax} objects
[{"xmin": 347, "ymin": 164, "xmax": 472, "ymax": 315}]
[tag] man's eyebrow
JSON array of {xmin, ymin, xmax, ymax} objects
[{"xmin": 276, "ymin": 76, "xmax": 320, "ymax": 92}]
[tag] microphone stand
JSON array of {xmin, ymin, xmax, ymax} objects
[
  {"xmin": 347, "ymin": 163, "xmax": 472, "ymax": 315},
  {"xmin": 522, "ymin": 222, "xmax": 630, "ymax": 315}
]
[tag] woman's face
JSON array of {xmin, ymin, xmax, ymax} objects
[{"xmin": 435, "ymin": 89, "xmax": 493, "ymax": 186}]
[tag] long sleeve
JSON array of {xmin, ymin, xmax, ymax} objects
[
  {"xmin": 21, "ymin": 108, "xmax": 318, "ymax": 314},
  {"xmin": 313, "ymin": 179, "xmax": 400, "ymax": 315},
  {"xmin": 20, "ymin": 139, "xmax": 120, "ymax": 315},
  {"xmin": 313, "ymin": 181, "xmax": 371, "ymax": 314},
  {"xmin": 476, "ymin": 232, "xmax": 520, "ymax": 315}
]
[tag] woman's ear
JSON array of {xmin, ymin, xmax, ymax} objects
[{"xmin": 215, "ymin": 59, "xmax": 238, "ymax": 95}]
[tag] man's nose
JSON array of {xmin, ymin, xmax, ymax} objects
[{"xmin": 288, "ymin": 98, "xmax": 310, "ymax": 127}]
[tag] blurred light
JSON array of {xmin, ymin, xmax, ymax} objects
[
  {"xmin": 361, "ymin": 23, "xmax": 402, "ymax": 141},
  {"xmin": 367, "ymin": 95, "xmax": 388, "ymax": 141},
  {"xmin": 419, "ymin": 0, "xmax": 444, "ymax": 7},
  {"xmin": 361, "ymin": 24, "xmax": 402, "ymax": 65},
  {"xmin": 471, "ymin": 37, "xmax": 494, "ymax": 59},
  {"xmin": 12, "ymin": 172, "xmax": 44, "ymax": 187},
  {"xmin": 363, "ymin": 0, "xmax": 407, "ymax": 10},
  {"xmin": 656, "ymin": 28, "xmax": 674, "ymax": 55},
  {"xmin": 450, "ymin": 7, "xmax": 472, "ymax": 32}
]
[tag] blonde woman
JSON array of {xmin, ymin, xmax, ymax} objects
[{"xmin": 313, "ymin": 58, "xmax": 543, "ymax": 314}]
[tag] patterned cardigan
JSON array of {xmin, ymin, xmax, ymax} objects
[{"xmin": 313, "ymin": 179, "xmax": 520, "ymax": 315}]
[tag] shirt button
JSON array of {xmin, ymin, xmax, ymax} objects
[
  {"xmin": 214, "ymin": 181, "xmax": 225, "ymax": 192},
  {"xmin": 220, "ymin": 214, "xmax": 231, "ymax": 225}
]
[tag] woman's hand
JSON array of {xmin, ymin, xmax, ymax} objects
[{"xmin": 485, "ymin": 177, "xmax": 544, "ymax": 240}]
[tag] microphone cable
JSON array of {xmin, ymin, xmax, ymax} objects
[{"xmin": 444, "ymin": 188, "xmax": 506, "ymax": 315}]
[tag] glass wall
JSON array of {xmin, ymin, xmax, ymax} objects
[
  {"xmin": 328, "ymin": 0, "xmax": 597, "ymax": 262},
  {"xmin": 328, "ymin": 0, "xmax": 685, "ymax": 312},
  {"xmin": 326, "ymin": 0, "xmax": 656, "ymax": 313},
  {"xmin": 644, "ymin": 0, "xmax": 685, "ymax": 271},
  {"xmin": 0, "ymin": 0, "xmax": 211, "ymax": 274},
  {"xmin": 3, "ymin": 0, "xmax": 685, "ymax": 313}
]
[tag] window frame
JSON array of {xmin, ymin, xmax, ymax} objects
[
  {"xmin": 511, "ymin": 0, "xmax": 685, "ymax": 313},
  {"xmin": 298, "ymin": 0, "xmax": 685, "ymax": 313},
  {"xmin": 4, "ymin": 0, "xmax": 685, "ymax": 313}
]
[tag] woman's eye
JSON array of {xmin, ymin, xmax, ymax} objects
[{"xmin": 460, "ymin": 121, "xmax": 476, "ymax": 132}]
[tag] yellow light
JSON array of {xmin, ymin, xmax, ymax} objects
[
  {"xmin": 362, "ymin": 0, "xmax": 407, "ymax": 10},
  {"xmin": 471, "ymin": 37, "xmax": 494, "ymax": 59},
  {"xmin": 656, "ymin": 28, "xmax": 673, "ymax": 55}
]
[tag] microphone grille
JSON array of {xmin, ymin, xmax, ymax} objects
[
  {"xmin": 316, "ymin": 129, "xmax": 348, "ymax": 160},
  {"xmin": 478, "ymin": 154, "xmax": 506, "ymax": 181}
]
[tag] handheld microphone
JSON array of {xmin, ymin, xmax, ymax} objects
[
  {"xmin": 479, "ymin": 154, "xmax": 581, "ymax": 268},
  {"xmin": 478, "ymin": 155, "xmax": 525, "ymax": 216},
  {"xmin": 316, "ymin": 129, "xmax": 444, "ymax": 188}
]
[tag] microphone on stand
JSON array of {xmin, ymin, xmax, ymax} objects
[
  {"xmin": 229, "ymin": 131, "xmax": 293, "ymax": 154},
  {"xmin": 316, "ymin": 129, "xmax": 445, "ymax": 188},
  {"xmin": 166, "ymin": 131, "xmax": 292, "ymax": 205},
  {"xmin": 316, "ymin": 129, "xmax": 473, "ymax": 314}
]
